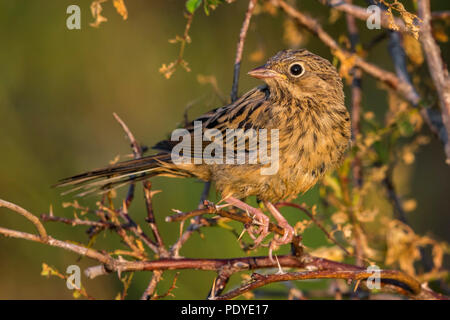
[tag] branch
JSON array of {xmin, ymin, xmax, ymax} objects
[
  {"xmin": 113, "ymin": 113, "xmax": 167, "ymax": 255},
  {"xmin": 140, "ymin": 270, "xmax": 163, "ymax": 300},
  {"xmin": 431, "ymin": 11, "xmax": 450, "ymax": 20},
  {"xmin": 230, "ymin": 0, "xmax": 257, "ymax": 102},
  {"xmin": 1, "ymin": 198, "xmax": 447, "ymax": 300},
  {"xmin": 214, "ymin": 269, "xmax": 425, "ymax": 300},
  {"xmin": 0, "ymin": 225, "xmax": 111, "ymax": 265},
  {"xmin": 317, "ymin": 0, "xmax": 408, "ymax": 33},
  {"xmin": 0, "ymin": 199, "xmax": 48, "ymax": 240},
  {"xmin": 343, "ymin": 0, "xmax": 364, "ymax": 194},
  {"xmin": 165, "ymin": 204, "xmax": 287, "ymax": 237}
]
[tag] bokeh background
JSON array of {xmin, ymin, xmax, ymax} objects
[{"xmin": 0, "ymin": 0, "xmax": 449, "ymax": 299}]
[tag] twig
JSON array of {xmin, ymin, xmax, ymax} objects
[
  {"xmin": 40, "ymin": 214, "xmax": 118, "ymax": 228},
  {"xmin": 113, "ymin": 112, "xmax": 142, "ymax": 157},
  {"xmin": 208, "ymin": 266, "xmax": 234, "ymax": 299},
  {"xmin": 144, "ymin": 181, "xmax": 166, "ymax": 253},
  {"xmin": 383, "ymin": 171, "xmax": 408, "ymax": 224},
  {"xmin": 230, "ymin": 0, "xmax": 257, "ymax": 102},
  {"xmin": 166, "ymin": 205, "xmax": 286, "ymax": 237},
  {"xmin": 344, "ymin": 1, "xmax": 365, "ymax": 267},
  {"xmin": 0, "ymin": 226, "xmax": 111, "ymax": 265},
  {"xmin": 214, "ymin": 269, "xmax": 423, "ymax": 300},
  {"xmin": 152, "ymin": 272, "xmax": 179, "ymax": 300},
  {"xmin": 113, "ymin": 113, "xmax": 166, "ymax": 255},
  {"xmin": 317, "ymin": 0, "xmax": 408, "ymax": 33},
  {"xmin": 140, "ymin": 270, "xmax": 163, "ymax": 300},
  {"xmin": 0, "ymin": 199, "xmax": 48, "ymax": 240},
  {"xmin": 431, "ymin": 11, "xmax": 450, "ymax": 20}
]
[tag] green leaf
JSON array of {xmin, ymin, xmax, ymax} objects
[{"xmin": 186, "ymin": 0, "xmax": 202, "ymax": 13}]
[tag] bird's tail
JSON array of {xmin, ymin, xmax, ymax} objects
[{"xmin": 55, "ymin": 153, "xmax": 189, "ymax": 197}]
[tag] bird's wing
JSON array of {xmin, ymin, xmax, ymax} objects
[{"xmin": 152, "ymin": 85, "xmax": 272, "ymax": 162}]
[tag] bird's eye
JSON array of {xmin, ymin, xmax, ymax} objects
[{"xmin": 289, "ymin": 63, "xmax": 304, "ymax": 77}]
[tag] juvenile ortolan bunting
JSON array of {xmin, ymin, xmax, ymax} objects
[{"xmin": 58, "ymin": 49, "xmax": 351, "ymax": 253}]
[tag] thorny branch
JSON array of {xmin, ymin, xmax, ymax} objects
[{"xmin": 0, "ymin": 191, "xmax": 447, "ymax": 299}]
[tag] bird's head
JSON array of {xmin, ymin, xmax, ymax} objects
[{"xmin": 248, "ymin": 49, "xmax": 344, "ymax": 105}]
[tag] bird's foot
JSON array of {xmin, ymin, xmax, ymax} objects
[
  {"xmin": 224, "ymin": 196, "xmax": 270, "ymax": 247},
  {"xmin": 264, "ymin": 202, "xmax": 295, "ymax": 262},
  {"xmin": 265, "ymin": 202, "xmax": 295, "ymax": 245}
]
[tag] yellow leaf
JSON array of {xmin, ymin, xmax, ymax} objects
[
  {"xmin": 113, "ymin": 0, "xmax": 128, "ymax": 20},
  {"xmin": 90, "ymin": 0, "xmax": 108, "ymax": 28},
  {"xmin": 73, "ymin": 290, "xmax": 81, "ymax": 299},
  {"xmin": 403, "ymin": 34, "xmax": 424, "ymax": 66}
]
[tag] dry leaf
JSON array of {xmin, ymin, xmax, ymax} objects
[
  {"xmin": 90, "ymin": 0, "xmax": 108, "ymax": 28},
  {"xmin": 113, "ymin": 0, "xmax": 128, "ymax": 20}
]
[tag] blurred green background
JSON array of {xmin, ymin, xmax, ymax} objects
[{"xmin": 0, "ymin": 0, "xmax": 449, "ymax": 299}]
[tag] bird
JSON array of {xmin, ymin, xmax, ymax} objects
[{"xmin": 57, "ymin": 49, "xmax": 351, "ymax": 250}]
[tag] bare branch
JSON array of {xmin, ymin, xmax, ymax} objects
[
  {"xmin": 0, "ymin": 199, "xmax": 48, "ymax": 240},
  {"xmin": 418, "ymin": 0, "xmax": 450, "ymax": 164},
  {"xmin": 231, "ymin": 0, "xmax": 257, "ymax": 102},
  {"xmin": 317, "ymin": 0, "xmax": 408, "ymax": 33},
  {"xmin": 431, "ymin": 11, "xmax": 450, "ymax": 20},
  {"xmin": 140, "ymin": 270, "xmax": 163, "ymax": 300},
  {"xmin": 215, "ymin": 269, "xmax": 424, "ymax": 300}
]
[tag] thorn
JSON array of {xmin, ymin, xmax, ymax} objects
[
  {"xmin": 353, "ymin": 279, "xmax": 361, "ymax": 292},
  {"xmin": 215, "ymin": 203, "xmax": 232, "ymax": 210},
  {"xmin": 252, "ymin": 219, "xmax": 264, "ymax": 226},
  {"xmin": 275, "ymin": 254, "xmax": 285, "ymax": 275},
  {"xmin": 150, "ymin": 190, "xmax": 162, "ymax": 197},
  {"xmin": 122, "ymin": 200, "xmax": 128, "ymax": 214},
  {"xmin": 209, "ymin": 278, "xmax": 217, "ymax": 300},
  {"xmin": 179, "ymin": 220, "xmax": 185, "ymax": 239},
  {"xmin": 238, "ymin": 228, "xmax": 247, "ymax": 241}
]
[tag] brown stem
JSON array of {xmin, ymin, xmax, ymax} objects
[
  {"xmin": 0, "ymin": 199, "xmax": 48, "ymax": 241},
  {"xmin": 418, "ymin": 0, "xmax": 450, "ymax": 164},
  {"xmin": 431, "ymin": 11, "xmax": 450, "ymax": 20},
  {"xmin": 317, "ymin": 0, "xmax": 408, "ymax": 33},
  {"xmin": 215, "ymin": 269, "xmax": 423, "ymax": 300},
  {"xmin": 231, "ymin": 0, "xmax": 257, "ymax": 102}
]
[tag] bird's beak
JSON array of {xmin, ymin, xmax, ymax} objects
[{"xmin": 247, "ymin": 65, "xmax": 281, "ymax": 79}]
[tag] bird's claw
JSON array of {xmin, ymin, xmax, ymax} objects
[
  {"xmin": 274, "ymin": 222, "xmax": 295, "ymax": 246},
  {"xmin": 247, "ymin": 211, "xmax": 270, "ymax": 247}
]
